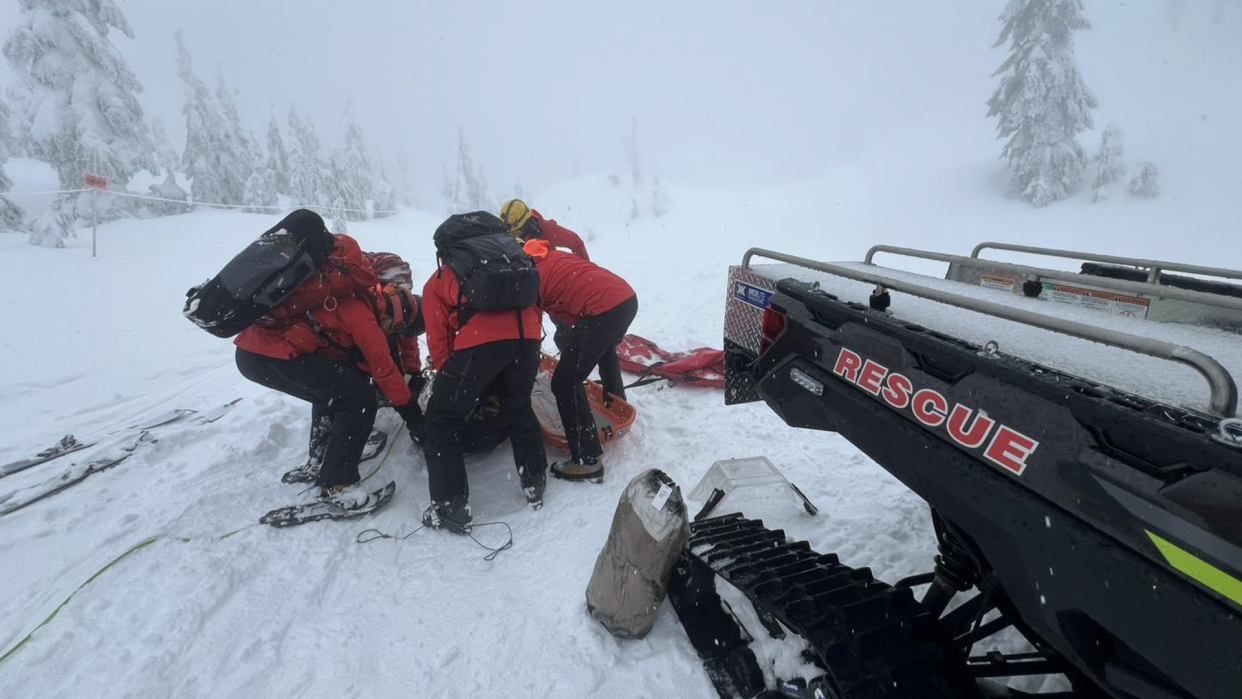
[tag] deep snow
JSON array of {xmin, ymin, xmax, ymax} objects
[
  {"xmin": 1, "ymin": 5, "xmax": 1239, "ymax": 693},
  {"xmin": 2, "ymin": 162, "xmax": 1238, "ymax": 696}
]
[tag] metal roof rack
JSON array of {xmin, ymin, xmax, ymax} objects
[
  {"xmin": 742, "ymin": 247, "xmax": 1238, "ymax": 417},
  {"xmin": 863, "ymin": 245, "xmax": 1242, "ymax": 314},
  {"xmin": 969, "ymin": 242, "xmax": 1242, "ymax": 286}
]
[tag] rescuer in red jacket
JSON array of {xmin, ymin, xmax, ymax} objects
[
  {"xmin": 500, "ymin": 199, "xmax": 590, "ymax": 260},
  {"xmin": 234, "ymin": 245, "xmax": 424, "ymax": 509},
  {"xmin": 523, "ymin": 239, "xmax": 637, "ymax": 483},
  {"xmin": 419, "ymin": 214, "xmax": 548, "ymax": 534}
]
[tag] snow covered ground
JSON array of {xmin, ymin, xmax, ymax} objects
[
  {"xmin": 2, "ymin": 158, "xmax": 1238, "ymax": 696},
  {"xmin": 2, "ymin": 5, "xmax": 1239, "ymax": 695}
]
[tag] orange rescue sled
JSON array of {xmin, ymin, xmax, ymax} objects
[{"xmin": 533, "ymin": 353, "xmax": 637, "ymax": 453}]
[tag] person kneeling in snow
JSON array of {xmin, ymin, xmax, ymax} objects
[
  {"xmin": 234, "ymin": 281, "xmax": 424, "ymax": 511},
  {"xmin": 522, "ymin": 238, "xmax": 637, "ymax": 483}
]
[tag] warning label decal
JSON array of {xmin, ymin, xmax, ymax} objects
[{"xmin": 1039, "ymin": 282, "xmax": 1151, "ymax": 319}]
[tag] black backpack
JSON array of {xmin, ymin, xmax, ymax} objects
[
  {"xmin": 183, "ymin": 209, "xmax": 335, "ymax": 338},
  {"xmin": 433, "ymin": 212, "xmax": 540, "ymax": 321}
]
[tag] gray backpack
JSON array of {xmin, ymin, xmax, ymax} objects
[{"xmin": 585, "ymin": 469, "xmax": 691, "ymax": 639}]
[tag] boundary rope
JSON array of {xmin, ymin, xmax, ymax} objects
[{"xmin": 1, "ymin": 186, "xmax": 398, "ymax": 216}]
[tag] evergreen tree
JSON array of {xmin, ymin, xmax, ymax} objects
[
  {"xmin": 331, "ymin": 198, "xmax": 348, "ymax": 233},
  {"xmin": 287, "ymin": 106, "xmax": 334, "ymax": 213},
  {"xmin": 651, "ymin": 177, "xmax": 669, "ymax": 217},
  {"xmin": 396, "ymin": 146, "xmax": 415, "ymax": 207},
  {"xmin": 986, "ymin": 0, "xmax": 1098, "ymax": 207},
  {"xmin": 1090, "ymin": 125, "xmax": 1124, "ymax": 202},
  {"xmin": 440, "ymin": 162, "xmax": 459, "ymax": 212},
  {"xmin": 266, "ymin": 112, "xmax": 290, "ymax": 195},
  {"xmin": 454, "ymin": 128, "xmax": 489, "ymax": 212},
  {"xmin": 29, "ymin": 194, "xmax": 74, "ymax": 247},
  {"xmin": 336, "ymin": 100, "xmax": 375, "ymax": 220},
  {"xmin": 0, "ymin": 98, "xmax": 26, "ymax": 233},
  {"xmin": 215, "ymin": 69, "xmax": 256, "ymax": 182},
  {"xmin": 4, "ymin": 0, "xmax": 157, "ymax": 242},
  {"xmin": 1128, "ymin": 162, "xmax": 1161, "ymax": 199},
  {"xmin": 372, "ymin": 161, "xmax": 397, "ymax": 219},
  {"xmin": 243, "ymin": 168, "xmax": 277, "ymax": 213},
  {"xmin": 176, "ymin": 30, "xmax": 244, "ymax": 206},
  {"xmin": 151, "ymin": 117, "xmax": 179, "ymax": 176}
]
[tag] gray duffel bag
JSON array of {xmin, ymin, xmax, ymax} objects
[{"xmin": 585, "ymin": 469, "xmax": 691, "ymax": 639}]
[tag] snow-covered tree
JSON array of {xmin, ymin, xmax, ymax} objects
[
  {"xmin": 334, "ymin": 101, "xmax": 375, "ymax": 221},
  {"xmin": 145, "ymin": 172, "xmax": 191, "ymax": 217},
  {"xmin": 215, "ymin": 70, "xmax": 257, "ymax": 177},
  {"xmin": 1128, "ymin": 162, "xmax": 1161, "ymax": 199},
  {"xmin": 440, "ymin": 163, "xmax": 460, "ymax": 212},
  {"xmin": 372, "ymin": 170, "xmax": 397, "ymax": 219},
  {"xmin": 331, "ymin": 198, "xmax": 348, "ymax": 233},
  {"xmin": 986, "ymin": 0, "xmax": 1098, "ymax": 207},
  {"xmin": 243, "ymin": 166, "xmax": 278, "ymax": 214},
  {"xmin": 151, "ymin": 117, "xmax": 179, "ymax": 176},
  {"xmin": 0, "ymin": 98, "xmax": 26, "ymax": 233},
  {"xmin": 266, "ymin": 113, "xmax": 290, "ymax": 195},
  {"xmin": 452, "ymin": 128, "xmax": 489, "ymax": 212},
  {"xmin": 29, "ymin": 194, "xmax": 74, "ymax": 247},
  {"xmin": 396, "ymin": 146, "xmax": 415, "ymax": 207},
  {"xmin": 651, "ymin": 177, "xmax": 668, "ymax": 217},
  {"xmin": 1091, "ymin": 125, "xmax": 1124, "ymax": 202},
  {"xmin": 287, "ymin": 106, "xmax": 334, "ymax": 213},
  {"xmin": 4, "ymin": 0, "xmax": 158, "ymax": 241},
  {"xmin": 623, "ymin": 114, "xmax": 641, "ymax": 189},
  {"xmin": 176, "ymin": 30, "xmax": 244, "ymax": 206}
]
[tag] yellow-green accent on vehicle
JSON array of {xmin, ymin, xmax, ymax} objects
[{"xmin": 1147, "ymin": 530, "xmax": 1242, "ymax": 607}]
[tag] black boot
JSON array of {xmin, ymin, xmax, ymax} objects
[
  {"xmin": 422, "ymin": 497, "xmax": 473, "ymax": 535},
  {"xmin": 521, "ymin": 468, "xmax": 546, "ymax": 510}
]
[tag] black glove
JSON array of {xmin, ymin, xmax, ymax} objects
[{"xmin": 394, "ymin": 401, "xmax": 426, "ymax": 445}]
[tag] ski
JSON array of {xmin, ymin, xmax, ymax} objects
[
  {"xmin": 0, "ymin": 432, "xmax": 155, "ymax": 518},
  {"xmin": 280, "ymin": 429, "xmax": 388, "ymax": 484},
  {"xmin": 195, "ymin": 398, "xmax": 244, "ymax": 425},
  {"xmin": 260, "ymin": 481, "xmax": 396, "ymax": 528},
  {"xmin": 0, "ymin": 435, "xmax": 97, "ymax": 480},
  {"xmin": 128, "ymin": 408, "xmax": 196, "ymax": 430},
  {"xmin": 1, "ymin": 400, "xmax": 238, "ymax": 482}
]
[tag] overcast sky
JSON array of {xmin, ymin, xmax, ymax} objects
[{"xmin": 1, "ymin": 1, "xmax": 1239, "ymax": 205}]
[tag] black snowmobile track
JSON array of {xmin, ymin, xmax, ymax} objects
[{"xmin": 672, "ymin": 513, "xmax": 978, "ymax": 699}]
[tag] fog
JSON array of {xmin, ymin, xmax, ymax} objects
[
  {"xmin": 0, "ymin": 1, "xmax": 1005, "ymax": 201},
  {"xmin": 1, "ymin": 1, "xmax": 1239, "ymax": 206}
]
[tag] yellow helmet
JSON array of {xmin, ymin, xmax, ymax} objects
[{"xmin": 500, "ymin": 199, "xmax": 532, "ymax": 231}]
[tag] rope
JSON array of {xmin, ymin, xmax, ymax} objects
[
  {"xmin": 2, "ymin": 186, "xmax": 398, "ymax": 215},
  {"xmin": 0, "ymin": 521, "xmax": 258, "ymax": 670},
  {"xmin": 361, "ymin": 421, "xmax": 402, "ymax": 483},
  {"xmin": 356, "ymin": 520, "xmax": 514, "ymax": 562}
]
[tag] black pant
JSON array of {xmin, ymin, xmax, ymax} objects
[
  {"xmin": 424, "ymin": 340, "xmax": 547, "ymax": 504},
  {"xmin": 235, "ymin": 348, "xmax": 377, "ymax": 487},
  {"xmin": 552, "ymin": 296, "xmax": 638, "ymax": 462}
]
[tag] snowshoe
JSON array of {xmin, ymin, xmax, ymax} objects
[
  {"xmin": 422, "ymin": 497, "xmax": 473, "ymax": 535},
  {"xmin": 260, "ymin": 481, "xmax": 396, "ymax": 528},
  {"xmin": 551, "ymin": 456, "xmax": 604, "ymax": 483}
]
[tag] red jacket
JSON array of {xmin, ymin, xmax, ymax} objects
[
  {"xmin": 421, "ymin": 266, "xmax": 543, "ymax": 370},
  {"xmin": 269, "ymin": 233, "xmax": 377, "ymax": 321},
  {"xmin": 531, "ymin": 210, "xmax": 589, "ymax": 261},
  {"xmin": 235, "ymin": 297, "xmax": 415, "ymax": 407},
  {"xmin": 525, "ymin": 241, "xmax": 635, "ymax": 326}
]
